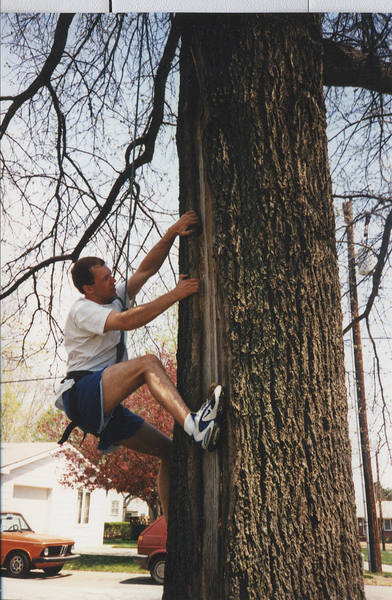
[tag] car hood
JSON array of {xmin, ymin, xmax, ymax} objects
[{"xmin": 3, "ymin": 531, "xmax": 74, "ymax": 545}]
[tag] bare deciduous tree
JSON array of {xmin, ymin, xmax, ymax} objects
[{"xmin": 1, "ymin": 12, "xmax": 392, "ymax": 598}]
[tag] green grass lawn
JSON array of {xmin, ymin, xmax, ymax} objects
[
  {"xmin": 65, "ymin": 555, "xmax": 148, "ymax": 573},
  {"xmin": 364, "ymin": 571, "xmax": 392, "ymax": 587},
  {"xmin": 63, "ymin": 553, "xmax": 392, "ymax": 588},
  {"xmin": 361, "ymin": 547, "xmax": 392, "ymax": 566}
]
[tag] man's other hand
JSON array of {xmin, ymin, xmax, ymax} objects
[{"xmin": 174, "ymin": 274, "xmax": 200, "ymax": 300}]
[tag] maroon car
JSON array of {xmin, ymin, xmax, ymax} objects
[{"xmin": 137, "ymin": 516, "xmax": 167, "ymax": 584}]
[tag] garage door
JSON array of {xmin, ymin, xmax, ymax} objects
[{"xmin": 12, "ymin": 485, "xmax": 52, "ymax": 532}]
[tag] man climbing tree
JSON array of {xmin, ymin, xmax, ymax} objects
[
  {"xmin": 55, "ymin": 210, "xmax": 224, "ymax": 523},
  {"xmin": 1, "ymin": 11, "xmax": 391, "ymax": 600}
]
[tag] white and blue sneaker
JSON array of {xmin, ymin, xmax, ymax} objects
[{"xmin": 191, "ymin": 384, "xmax": 224, "ymax": 451}]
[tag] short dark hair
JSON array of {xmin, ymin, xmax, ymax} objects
[{"xmin": 71, "ymin": 257, "xmax": 105, "ymax": 294}]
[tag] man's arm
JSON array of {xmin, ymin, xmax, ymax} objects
[
  {"xmin": 105, "ymin": 275, "xmax": 200, "ymax": 332},
  {"xmin": 126, "ymin": 210, "xmax": 199, "ymax": 300}
]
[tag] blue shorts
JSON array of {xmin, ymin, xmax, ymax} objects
[{"xmin": 62, "ymin": 369, "xmax": 144, "ymax": 453}]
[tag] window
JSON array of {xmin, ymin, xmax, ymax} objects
[
  {"xmin": 384, "ymin": 519, "xmax": 392, "ymax": 531},
  {"xmin": 77, "ymin": 491, "xmax": 83, "ymax": 523},
  {"xmin": 83, "ymin": 492, "xmax": 91, "ymax": 523},
  {"xmin": 358, "ymin": 519, "xmax": 366, "ymax": 535},
  {"xmin": 77, "ymin": 490, "xmax": 91, "ymax": 524},
  {"xmin": 111, "ymin": 500, "xmax": 120, "ymax": 517}
]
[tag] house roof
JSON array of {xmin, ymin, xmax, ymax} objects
[
  {"xmin": 1, "ymin": 442, "xmax": 90, "ymax": 476},
  {"xmin": 357, "ymin": 500, "xmax": 392, "ymax": 519},
  {"xmin": 1, "ymin": 443, "xmax": 59, "ymax": 468}
]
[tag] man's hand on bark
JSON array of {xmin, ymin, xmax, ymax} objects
[
  {"xmin": 172, "ymin": 210, "xmax": 200, "ymax": 237},
  {"xmin": 174, "ymin": 274, "xmax": 200, "ymax": 300}
]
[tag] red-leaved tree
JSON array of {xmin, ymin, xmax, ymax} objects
[{"xmin": 42, "ymin": 350, "xmax": 175, "ymax": 519}]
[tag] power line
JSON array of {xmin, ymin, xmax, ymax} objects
[
  {"xmin": 344, "ymin": 337, "xmax": 392, "ymax": 342},
  {"xmin": 361, "ymin": 337, "xmax": 392, "ymax": 340},
  {"xmin": 0, "ymin": 376, "xmax": 62, "ymax": 384}
]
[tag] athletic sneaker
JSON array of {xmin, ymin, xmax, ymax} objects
[{"xmin": 191, "ymin": 384, "xmax": 224, "ymax": 451}]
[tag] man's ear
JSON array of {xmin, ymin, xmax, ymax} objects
[{"xmin": 82, "ymin": 284, "xmax": 93, "ymax": 296}]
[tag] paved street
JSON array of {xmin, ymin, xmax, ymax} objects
[
  {"xmin": 1, "ymin": 570, "xmax": 162, "ymax": 600},
  {"xmin": 365, "ymin": 588, "xmax": 392, "ymax": 600},
  {"xmin": 1, "ymin": 569, "xmax": 391, "ymax": 600}
]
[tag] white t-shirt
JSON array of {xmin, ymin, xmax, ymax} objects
[{"xmin": 55, "ymin": 282, "xmax": 132, "ymax": 410}]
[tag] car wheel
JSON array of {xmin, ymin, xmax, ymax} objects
[
  {"xmin": 150, "ymin": 555, "xmax": 166, "ymax": 585},
  {"xmin": 43, "ymin": 565, "xmax": 63, "ymax": 576},
  {"xmin": 6, "ymin": 551, "xmax": 30, "ymax": 578}
]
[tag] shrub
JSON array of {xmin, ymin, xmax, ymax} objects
[
  {"xmin": 104, "ymin": 517, "xmax": 150, "ymax": 541},
  {"xmin": 129, "ymin": 517, "xmax": 150, "ymax": 539},
  {"xmin": 104, "ymin": 522, "xmax": 132, "ymax": 540}
]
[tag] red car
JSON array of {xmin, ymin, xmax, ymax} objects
[
  {"xmin": 137, "ymin": 516, "xmax": 167, "ymax": 584},
  {"xmin": 1, "ymin": 511, "xmax": 79, "ymax": 578}
]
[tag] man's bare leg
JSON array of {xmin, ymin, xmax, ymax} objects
[
  {"xmin": 101, "ymin": 355, "xmax": 190, "ymax": 426},
  {"xmin": 102, "ymin": 354, "xmax": 224, "ymax": 453},
  {"xmin": 120, "ymin": 421, "xmax": 172, "ymax": 522}
]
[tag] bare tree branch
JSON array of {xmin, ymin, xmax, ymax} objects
[
  {"xmin": 0, "ymin": 14, "xmax": 75, "ymax": 140},
  {"xmin": 343, "ymin": 209, "xmax": 392, "ymax": 335},
  {"xmin": 366, "ymin": 318, "xmax": 392, "ymax": 460},
  {"xmin": 323, "ymin": 40, "xmax": 392, "ymax": 94},
  {"xmin": 71, "ymin": 16, "xmax": 181, "ymax": 261},
  {"xmin": 1, "ymin": 254, "xmax": 74, "ymax": 299},
  {"xmin": 0, "ymin": 15, "xmax": 181, "ymax": 300}
]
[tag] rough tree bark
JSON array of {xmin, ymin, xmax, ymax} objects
[{"xmin": 165, "ymin": 14, "xmax": 365, "ymax": 600}]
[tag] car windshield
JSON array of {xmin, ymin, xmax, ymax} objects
[{"xmin": 0, "ymin": 513, "xmax": 32, "ymax": 532}]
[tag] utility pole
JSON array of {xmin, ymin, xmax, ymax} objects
[
  {"xmin": 376, "ymin": 451, "xmax": 386, "ymax": 551},
  {"xmin": 343, "ymin": 200, "xmax": 382, "ymax": 573}
]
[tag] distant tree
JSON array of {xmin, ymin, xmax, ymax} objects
[
  {"xmin": 39, "ymin": 349, "xmax": 175, "ymax": 518},
  {"xmin": 381, "ymin": 487, "xmax": 392, "ymax": 501},
  {"xmin": 1, "ymin": 385, "xmax": 24, "ymax": 442},
  {"xmin": 33, "ymin": 404, "xmax": 67, "ymax": 442},
  {"xmin": 1, "ymin": 343, "xmax": 51, "ymax": 441}
]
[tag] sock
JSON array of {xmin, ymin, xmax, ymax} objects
[{"xmin": 184, "ymin": 413, "xmax": 195, "ymax": 436}]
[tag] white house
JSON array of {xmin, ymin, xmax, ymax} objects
[
  {"xmin": 1, "ymin": 442, "xmax": 107, "ymax": 547},
  {"xmin": 105, "ymin": 490, "xmax": 149, "ymax": 522},
  {"xmin": 1, "ymin": 442, "xmax": 148, "ymax": 548}
]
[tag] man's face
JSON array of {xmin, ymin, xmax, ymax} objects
[{"xmin": 86, "ymin": 264, "xmax": 117, "ymax": 303}]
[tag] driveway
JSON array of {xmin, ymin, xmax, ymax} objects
[{"xmin": 1, "ymin": 569, "xmax": 390, "ymax": 600}]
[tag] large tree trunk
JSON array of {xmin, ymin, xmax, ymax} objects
[{"xmin": 164, "ymin": 14, "xmax": 365, "ymax": 600}]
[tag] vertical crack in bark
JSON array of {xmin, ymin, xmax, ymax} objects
[{"xmin": 191, "ymin": 38, "xmax": 222, "ymax": 600}]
